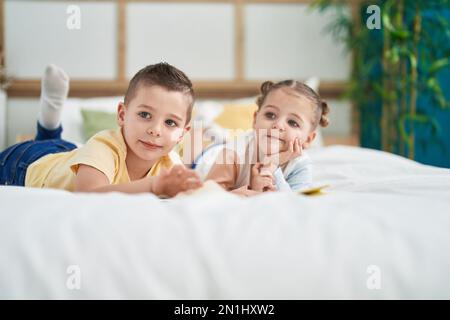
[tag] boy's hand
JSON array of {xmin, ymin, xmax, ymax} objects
[
  {"xmin": 263, "ymin": 138, "xmax": 303, "ymax": 168},
  {"xmin": 250, "ymin": 163, "xmax": 276, "ymax": 192},
  {"xmin": 152, "ymin": 165, "xmax": 203, "ymax": 198}
]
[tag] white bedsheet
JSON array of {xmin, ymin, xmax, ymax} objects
[{"xmin": 1, "ymin": 146, "xmax": 449, "ymax": 299}]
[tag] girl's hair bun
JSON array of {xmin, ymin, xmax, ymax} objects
[
  {"xmin": 260, "ymin": 81, "xmax": 274, "ymax": 94},
  {"xmin": 256, "ymin": 81, "xmax": 275, "ymax": 107},
  {"xmin": 319, "ymin": 101, "xmax": 330, "ymax": 127}
]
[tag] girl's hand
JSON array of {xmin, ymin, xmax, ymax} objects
[
  {"xmin": 259, "ymin": 159, "xmax": 277, "ymax": 177},
  {"xmin": 250, "ymin": 163, "xmax": 276, "ymax": 192},
  {"xmin": 264, "ymin": 138, "xmax": 303, "ymax": 168},
  {"xmin": 152, "ymin": 165, "xmax": 203, "ymax": 197}
]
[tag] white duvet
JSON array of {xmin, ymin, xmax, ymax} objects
[{"xmin": 1, "ymin": 146, "xmax": 449, "ymax": 299}]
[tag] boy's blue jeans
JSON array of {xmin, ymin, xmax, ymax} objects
[{"xmin": 0, "ymin": 123, "xmax": 77, "ymax": 186}]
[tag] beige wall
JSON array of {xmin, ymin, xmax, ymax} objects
[{"xmin": 3, "ymin": 0, "xmax": 352, "ymax": 147}]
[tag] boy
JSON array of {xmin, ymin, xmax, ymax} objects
[{"xmin": 0, "ymin": 63, "xmax": 202, "ymax": 197}]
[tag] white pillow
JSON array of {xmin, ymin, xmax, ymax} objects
[
  {"xmin": 60, "ymin": 77, "xmax": 324, "ymax": 148},
  {"xmin": 61, "ymin": 96, "xmax": 123, "ymax": 144}
]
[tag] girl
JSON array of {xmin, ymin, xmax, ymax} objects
[{"xmin": 191, "ymin": 80, "xmax": 330, "ymax": 196}]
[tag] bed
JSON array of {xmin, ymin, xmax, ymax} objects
[{"xmin": 1, "ymin": 143, "xmax": 449, "ymax": 299}]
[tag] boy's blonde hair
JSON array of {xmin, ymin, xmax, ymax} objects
[{"xmin": 256, "ymin": 80, "xmax": 330, "ymax": 129}]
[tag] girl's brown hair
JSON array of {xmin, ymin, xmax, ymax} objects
[{"xmin": 255, "ymin": 80, "xmax": 330, "ymax": 129}]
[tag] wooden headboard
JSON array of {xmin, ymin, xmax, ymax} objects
[{"xmin": 1, "ymin": 0, "xmax": 353, "ymax": 99}]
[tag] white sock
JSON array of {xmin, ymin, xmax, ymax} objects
[{"xmin": 38, "ymin": 64, "xmax": 69, "ymax": 130}]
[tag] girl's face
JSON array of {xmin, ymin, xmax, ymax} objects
[{"xmin": 253, "ymin": 87, "xmax": 317, "ymax": 155}]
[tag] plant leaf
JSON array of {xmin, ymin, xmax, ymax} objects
[{"xmin": 428, "ymin": 58, "xmax": 450, "ymax": 75}]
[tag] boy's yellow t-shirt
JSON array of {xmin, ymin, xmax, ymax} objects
[{"xmin": 25, "ymin": 128, "xmax": 182, "ymax": 191}]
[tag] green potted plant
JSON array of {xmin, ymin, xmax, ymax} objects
[{"xmin": 311, "ymin": 0, "xmax": 450, "ymax": 166}]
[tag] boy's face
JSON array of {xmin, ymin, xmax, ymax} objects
[
  {"xmin": 117, "ymin": 84, "xmax": 190, "ymax": 162},
  {"xmin": 253, "ymin": 87, "xmax": 317, "ymax": 155}
]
